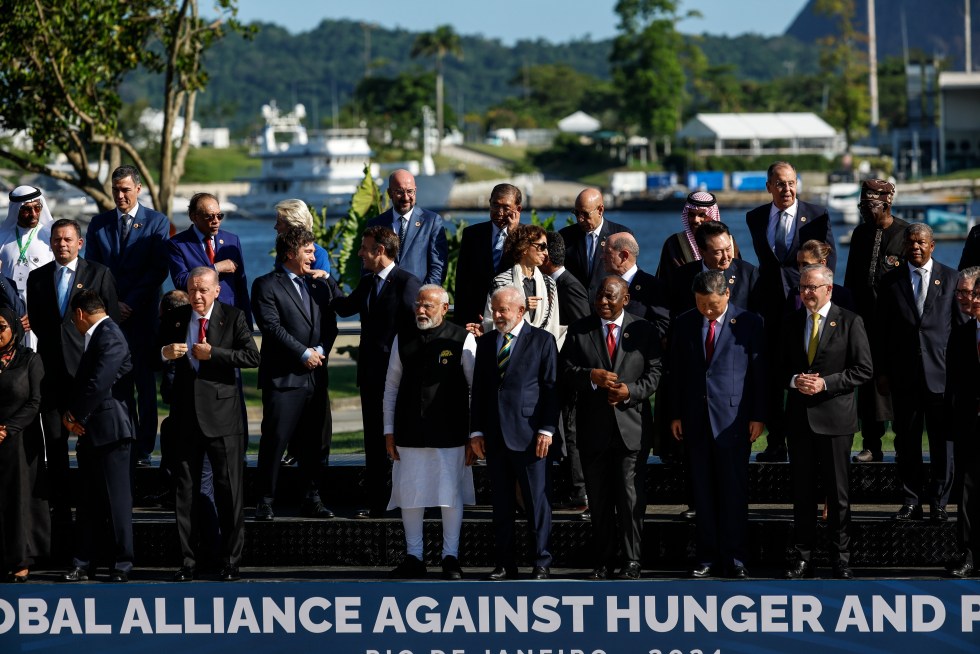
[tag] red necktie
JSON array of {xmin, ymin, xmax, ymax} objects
[
  {"xmin": 705, "ymin": 319, "xmax": 716, "ymax": 364},
  {"xmin": 204, "ymin": 236, "xmax": 215, "ymax": 264},
  {"xmin": 606, "ymin": 323, "xmax": 617, "ymax": 360},
  {"xmin": 198, "ymin": 317, "xmax": 208, "ymax": 344}
]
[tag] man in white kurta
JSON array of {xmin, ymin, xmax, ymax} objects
[{"xmin": 383, "ymin": 284, "xmax": 476, "ymax": 580}]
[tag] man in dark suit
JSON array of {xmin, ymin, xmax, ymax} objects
[
  {"xmin": 783, "ymin": 265, "xmax": 872, "ymax": 580},
  {"xmin": 560, "ymin": 188, "xmax": 633, "ymax": 304},
  {"xmin": 843, "ymin": 179, "xmax": 907, "ymax": 463},
  {"xmin": 333, "ymin": 225, "xmax": 420, "ymax": 518},
  {"xmin": 161, "ymin": 267, "xmax": 259, "ymax": 582},
  {"xmin": 560, "ymin": 276, "xmax": 661, "ymax": 580},
  {"xmin": 251, "ymin": 227, "xmax": 343, "ymax": 522},
  {"xmin": 668, "ymin": 271, "xmax": 766, "ymax": 579},
  {"xmin": 452, "ymin": 183, "xmax": 522, "ymax": 326},
  {"xmin": 600, "ymin": 231, "xmax": 669, "ymax": 341},
  {"xmin": 367, "ymin": 169, "xmax": 448, "ymax": 285},
  {"xmin": 470, "ymin": 286, "xmax": 558, "ymax": 580},
  {"xmin": 85, "ymin": 165, "xmax": 171, "ymax": 466},
  {"xmin": 27, "ymin": 218, "xmax": 120, "ymax": 524},
  {"xmin": 945, "ymin": 271, "xmax": 980, "ymax": 578},
  {"xmin": 59, "ymin": 291, "xmax": 134, "ymax": 583},
  {"xmin": 541, "ymin": 230, "xmax": 590, "ymax": 334},
  {"xmin": 167, "ymin": 193, "xmax": 252, "ymax": 326},
  {"xmin": 747, "ymin": 161, "xmax": 834, "ymax": 463},
  {"xmin": 670, "ymin": 221, "xmax": 761, "ymax": 318},
  {"xmin": 876, "ymin": 223, "xmax": 960, "ymax": 522}
]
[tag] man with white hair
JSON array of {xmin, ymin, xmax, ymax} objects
[
  {"xmin": 0, "ymin": 186, "xmax": 56, "ymax": 349},
  {"xmin": 383, "ymin": 284, "xmax": 476, "ymax": 579}
]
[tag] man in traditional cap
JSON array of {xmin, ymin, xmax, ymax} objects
[
  {"xmin": 0, "ymin": 186, "xmax": 56, "ymax": 350},
  {"xmin": 843, "ymin": 179, "xmax": 907, "ymax": 463}
]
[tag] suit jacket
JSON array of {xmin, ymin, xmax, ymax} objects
[
  {"xmin": 944, "ymin": 317, "xmax": 980, "ymax": 437},
  {"xmin": 746, "ymin": 200, "xmax": 834, "ymax": 308},
  {"xmin": 559, "ymin": 219, "xmax": 634, "ymax": 303},
  {"xmin": 85, "ymin": 204, "xmax": 170, "ymax": 332},
  {"xmin": 470, "ymin": 324, "xmax": 559, "ymax": 453},
  {"xmin": 159, "ymin": 301, "xmax": 260, "ymax": 438},
  {"xmin": 625, "ymin": 268, "xmax": 670, "ymax": 342},
  {"xmin": 68, "ymin": 318, "xmax": 134, "ymax": 447},
  {"xmin": 668, "ymin": 305, "xmax": 766, "ymax": 441},
  {"xmin": 27, "ymin": 258, "xmax": 120, "ymax": 398},
  {"xmin": 560, "ymin": 312, "xmax": 662, "ymax": 453},
  {"xmin": 669, "ymin": 258, "xmax": 762, "ymax": 318},
  {"xmin": 251, "ymin": 268, "xmax": 343, "ymax": 390},
  {"xmin": 875, "ymin": 260, "xmax": 962, "ymax": 393},
  {"xmin": 0, "ymin": 275, "xmax": 25, "ymax": 316},
  {"xmin": 554, "ymin": 268, "xmax": 590, "ymax": 326},
  {"xmin": 959, "ymin": 223, "xmax": 980, "ymax": 270},
  {"xmin": 453, "ymin": 220, "xmax": 513, "ymax": 326},
  {"xmin": 167, "ymin": 226, "xmax": 252, "ymax": 326},
  {"xmin": 781, "ymin": 303, "xmax": 873, "ymax": 435},
  {"xmin": 368, "ymin": 207, "xmax": 448, "ymax": 285},
  {"xmin": 332, "ymin": 266, "xmax": 420, "ymax": 386}
]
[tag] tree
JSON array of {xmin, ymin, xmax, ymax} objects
[
  {"xmin": 815, "ymin": 0, "xmax": 869, "ymax": 149},
  {"xmin": 0, "ymin": 0, "xmax": 249, "ymax": 214},
  {"xmin": 610, "ymin": 0, "xmax": 698, "ymax": 160},
  {"xmin": 410, "ymin": 24, "xmax": 462, "ymax": 154}
]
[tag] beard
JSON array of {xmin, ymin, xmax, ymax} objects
[{"xmin": 416, "ymin": 315, "xmax": 442, "ymax": 331}]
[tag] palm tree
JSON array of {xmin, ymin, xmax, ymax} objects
[{"xmin": 411, "ymin": 25, "xmax": 462, "ymax": 154}]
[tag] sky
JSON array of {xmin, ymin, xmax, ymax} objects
[{"xmin": 232, "ymin": 0, "xmax": 810, "ymax": 44}]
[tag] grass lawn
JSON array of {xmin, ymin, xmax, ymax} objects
[
  {"xmin": 752, "ymin": 429, "xmax": 922, "ymax": 453},
  {"xmin": 181, "ymin": 146, "xmax": 260, "ymax": 183},
  {"xmin": 247, "ymin": 431, "xmax": 363, "ymax": 455}
]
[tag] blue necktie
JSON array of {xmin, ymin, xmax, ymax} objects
[
  {"xmin": 57, "ymin": 267, "xmax": 71, "ymax": 317},
  {"xmin": 493, "ymin": 229, "xmax": 506, "ymax": 270}
]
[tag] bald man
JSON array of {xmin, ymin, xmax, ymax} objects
[{"xmin": 559, "ymin": 189, "xmax": 633, "ymax": 304}]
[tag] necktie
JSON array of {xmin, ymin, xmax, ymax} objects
[
  {"xmin": 497, "ymin": 332, "xmax": 513, "ymax": 380},
  {"xmin": 294, "ymin": 276, "xmax": 310, "ymax": 316},
  {"xmin": 493, "ymin": 228, "xmax": 506, "ymax": 269},
  {"xmin": 368, "ymin": 274, "xmax": 381, "ymax": 309},
  {"xmin": 587, "ymin": 232, "xmax": 597, "ymax": 265},
  {"xmin": 915, "ymin": 268, "xmax": 927, "ymax": 316},
  {"xmin": 774, "ymin": 211, "xmax": 790, "ymax": 260},
  {"xmin": 807, "ymin": 313, "xmax": 820, "ymax": 365},
  {"xmin": 704, "ymin": 319, "xmax": 716, "ymax": 364},
  {"xmin": 120, "ymin": 215, "xmax": 132, "ymax": 248},
  {"xmin": 198, "ymin": 317, "xmax": 208, "ymax": 344},
  {"xmin": 57, "ymin": 267, "xmax": 71, "ymax": 317},
  {"xmin": 204, "ymin": 236, "xmax": 215, "ymax": 264},
  {"xmin": 606, "ymin": 323, "xmax": 617, "ymax": 360},
  {"xmin": 398, "ymin": 216, "xmax": 408, "ymax": 254}
]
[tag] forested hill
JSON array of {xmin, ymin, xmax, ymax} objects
[{"xmin": 119, "ymin": 18, "xmax": 818, "ymax": 136}]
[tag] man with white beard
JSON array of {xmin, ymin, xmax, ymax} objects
[{"xmin": 383, "ymin": 285, "xmax": 477, "ymax": 580}]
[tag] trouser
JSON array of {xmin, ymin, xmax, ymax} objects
[{"xmin": 893, "ymin": 388, "xmax": 953, "ymax": 508}]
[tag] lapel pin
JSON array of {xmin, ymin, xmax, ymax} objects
[
  {"xmin": 800, "ymin": 216, "xmax": 807, "ymax": 222},
  {"xmin": 415, "ymin": 221, "xmax": 421, "ymax": 227},
  {"xmin": 730, "ymin": 318, "xmax": 737, "ymax": 324},
  {"xmin": 634, "ymin": 284, "xmax": 641, "ymax": 291},
  {"xmin": 934, "ymin": 279, "xmax": 941, "ymax": 285},
  {"xmin": 218, "ymin": 239, "xmax": 224, "ymax": 245},
  {"xmin": 32, "ymin": 256, "xmax": 40, "ymax": 263},
  {"xmin": 600, "ymin": 240, "xmax": 606, "ymax": 248},
  {"xmin": 441, "ymin": 358, "xmax": 448, "ymax": 364},
  {"xmin": 623, "ymin": 332, "xmax": 630, "ymax": 339},
  {"xmin": 729, "ymin": 277, "xmax": 735, "ymax": 284},
  {"xmin": 830, "ymin": 321, "xmax": 837, "ymax": 327},
  {"xmin": 76, "ymin": 283, "xmax": 83, "ymax": 288},
  {"xmin": 175, "ymin": 322, "xmax": 180, "ymax": 327},
  {"xmin": 133, "ymin": 223, "xmax": 142, "ymax": 229}
]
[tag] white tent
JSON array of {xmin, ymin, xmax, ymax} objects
[
  {"xmin": 557, "ymin": 111, "xmax": 601, "ymax": 134},
  {"xmin": 676, "ymin": 112, "xmax": 843, "ymax": 156}
]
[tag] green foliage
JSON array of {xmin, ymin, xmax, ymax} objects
[
  {"xmin": 180, "ymin": 146, "xmax": 260, "ymax": 183},
  {"xmin": 322, "ymin": 165, "xmax": 386, "ymax": 291},
  {"xmin": 815, "ymin": 0, "xmax": 869, "ymax": 148},
  {"xmin": 352, "ymin": 70, "xmax": 444, "ymax": 147},
  {"xmin": 442, "ymin": 217, "xmax": 466, "ymax": 303}
]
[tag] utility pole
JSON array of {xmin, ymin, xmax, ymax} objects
[
  {"xmin": 967, "ymin": 0, "xmax": 973, "ymax": 73},
  {"xmin": 868, "ymin": 0, "xmax": 879, "ymax": 145}
]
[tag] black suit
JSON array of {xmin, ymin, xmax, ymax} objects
[
  {"xmin": 623, "ymin": 268, "xmax": 670, "ymax": 340},
  {"xmin": 781, "ymin": 303, "xmax": 872, "ymax": 566},
  {"xmin": 561, "ymin": 312, "xmax": 662, "ymax": 569},
  {"xmin": 945, "ymin": 318, "xmax": 980, "ymax": 566},
  {"xmin": 553, "ymin": 268, "xmax": 590, "ymax": 326},
  {"xmin": 958, "ymin": 224, "xmax": 980, "ymax": 270},
  {"xmin": 471, "ymin": 324, "xmax": 559, "ymax": 569},
  {"xmin": 876, "ymin": 261, "xmax": 961, "ymax": 509},
  {"xmin": 26, "ymin": 258, "xmax": 119, "ymax": 514},
  {"xmin": 453, "ymin": 221, "xmax": 513, "ymax": 326},
  {"xmin": 67, "ymin": 318, "xmax": 134, "ymax": 573},
  {"xmin": 252, "ymin": 269, "xmax": 343, "ymax": 508},
  {"xmin": 159, "ymin": 302, "xmax": 259, "ymax": 570},
  {"xmin": 669, "ymin": 259, "xmax": 762, "ymax": 318},
  {"xmin": 333, "ymin": 266, "xmax": 420, "ymax": 514},
  {"xmin": 559, "ymin": 219, "xmax": 634, "ymax": 304}
]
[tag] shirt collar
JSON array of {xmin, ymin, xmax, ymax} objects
[
  {"xmin": 704, "ymin": 306, "xmax": 728, "ymax": 326},
  {"xmin": 601, "ymin": 311, "xmax": 625, "ymax": 330},
  {"xmin": 55, "ymin": 259, "xmax": 78, "ymax": 273},
  {"xmin": 117, "ymin": 206, "xmax": 139, "ymax": 221},
  {"xmin": 85, "ymin": 315, "xmax": 110, "ymax": 338},
  {"xmin": 812, "ymin": 301, "xmax": 832, "ymax": 319},
  {"xmin": 499, "ymin": 318, "xmax": 526, "ymax": 340},
  {"xmin": 191, "ymin": 224, "xmax": 214, "ymax": 242},
  {"xmin": 621, "ymin": 264, "xmax": 638, "ymax": 285},
  {"xmin": 770, "ymin": 200, "xmax": 799, "ymax": 220},
  {"xmin": 588, "ymin": 218, "xmax": 605, "ymax": 237},
  {"xmin": 548, "ymin": 265, "xmax": 566, "ymax": 281},
  {"xmin": 908, "ymin": 259, "xmax": 934, "ymax": 274},
  {"xmin": 193, "ymin": 304, "xmax": 215, "ymax": 322},
  {"xmin": 376, "ymin": 261, "xmax": 396, "ymax": 281}
]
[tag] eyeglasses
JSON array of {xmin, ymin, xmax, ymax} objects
[
  {"xmin": 529, "ymin": 242, "xmax": 548, "ymax": 252},
  {"xmin": 198, "ymin": 213, "xmax": 225, "ymax": 221},
  {"xmin": 955, "ymin": 289, "xmax": 974, "ymax": 297},
  {"xmin": 19, "ymin": 202, "xmax": 42, "ymax": 214},
  {"xmin": 799, "ymin": 284, "xmax": 831, "ymax": 293},
  {"xmin": 391, "ymin": 189, "xmax": 416, "ymax": 197},
  {"xmin": 572, "ymin": 208, "xmax": 597, "ymax": 219},
  {"xmin": 490, "ymin": 204, "xmax": 517, "ymax": 216}
]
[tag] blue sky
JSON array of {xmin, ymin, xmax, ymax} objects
[{"xmin": 232, "ymin": 0, "xmax": 810, "ymax": 43}]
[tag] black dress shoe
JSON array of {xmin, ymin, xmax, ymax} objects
[
  {"xmin": 441, "ymin": 555, "xmax": 463, "ymax": 580},
  {"xmin": 931, "ymin": 505, "xmax": 949, "ymax": 522},
  {"xmin": 784, "ymin": 560, "xmax": 812, "ymax": 579},
  {"xmin": 617, "ymin": 561, "xmax": 641, "ymax": 580},
  {"xmin": 486, "ymin": 566, "xmax": 518, "ymax": 581},
  {"xmin": 135, "ymin": 457, "xmax": 153, "ymax": 468},
  {"xmin": 302, "ymin": 500, "xmax": 335, "ymax": 519},
  {"xmin": 173, "ymin": 566, "xmax": 195, "ymax": 582},
  {"xmin": 577, "ymin": 509, "xmax": 591, "ymax": 521},
  {"xmin": 680, "ymin": 507, "xmax": 697, "ymax": 520},
  {"xmin": 587, "ymin": 566, "xmax": 608, "ymax": 580},
  {"xmin": 690, "ymin": 563, "xmax": 713, "ymax": 578},
  {"xmin": 950, "ymin": 562, "xmax": 975, "ymax": 578},
  {"xmin": 832, "ymin": 563, "xmax": 854, "ymax": 580},
  {"xmin": 254, "ymin": 502, "xmax": 274, "ymax": 521},
  {"xmin": 730, "ymin": 564, "xmax": 748, "ymax": 579},
  {"xmin": 219, "ymin": 565, "xmax": 240, "ymax": 581},
  {"xmin": 894, "ymin": 504, "xmax": 923, "ymax": 521},
  {"xmin": 756, "ymin": 446, "xmax": 787, "ymax": 463},
  {"xmin": 109, "ymin": 569, "xmax": 129, "ymax": 583},
  {"xmin": 530, "ymin": 566, "xmax": 550, "ymax": 580},
  {"xmin": 353, "ymin": 509, "xmax": 371, "ymax": 519},
  {"xmin": 852, "ymin": 449, "xmax": 883, "ymax": 463},
  {"xmin": 389, "ymin": 555, "xmax": 427, "ymax": 579},
  {"xmin": 61, "ymin": 566, "xmax": 90, "ymax": 582}
]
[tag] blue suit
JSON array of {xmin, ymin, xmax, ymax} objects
[
  {"xmin": 167, "ymin": 226, "xmax": 252, "ymax": 326},
  {"xmin": 471, "ymin": 323, "xmax": 558, "ymax": 569},
  {"xmin": 367, "ymin": 206, "xmax": 448, "ymax": 285},
  {"xmin": 67, "ymin": 318, "xmax": 135, "ymax": 573},
  {"xmin": 86, "ymin": 204, "xmax": 170, "ymax": 458},
  {"xmin": 668, "ymin": 304, "xmax": 766, "ymax": 568}
]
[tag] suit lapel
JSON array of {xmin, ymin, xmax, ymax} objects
[
  {"xmin": 589, "ymin": 316, "xmax": 613, "ymax": 369},
  {"xmin": 922, "ymin": 262, "xmax": 944, "ymax": 317},
  {"xmin": 278, "ymin": 272, "xmax": 312, "ymax": 326},
  {"xmin": 815, "ymin": 304, "xmax": 840, "ymax": 360},
  {"xmin": 401, "ymin": 207, "xmax": 420, "ymax": 255},
  {"xmin": 897, "ymin": 266, "xmax": 918, "ymax": 317}
]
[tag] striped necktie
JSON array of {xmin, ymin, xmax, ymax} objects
[{"xmin": 497, "ymin": 332, "xmax": 514, "ymax": 380}]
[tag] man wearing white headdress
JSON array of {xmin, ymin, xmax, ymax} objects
[{"xmin": 0, "ymin": 186, "xmax": 56, "ymax": 350}]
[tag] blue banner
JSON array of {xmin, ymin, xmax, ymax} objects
[{"xmin": 2, "ymin": 580, "xmax": 979, "ymax": 652}]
